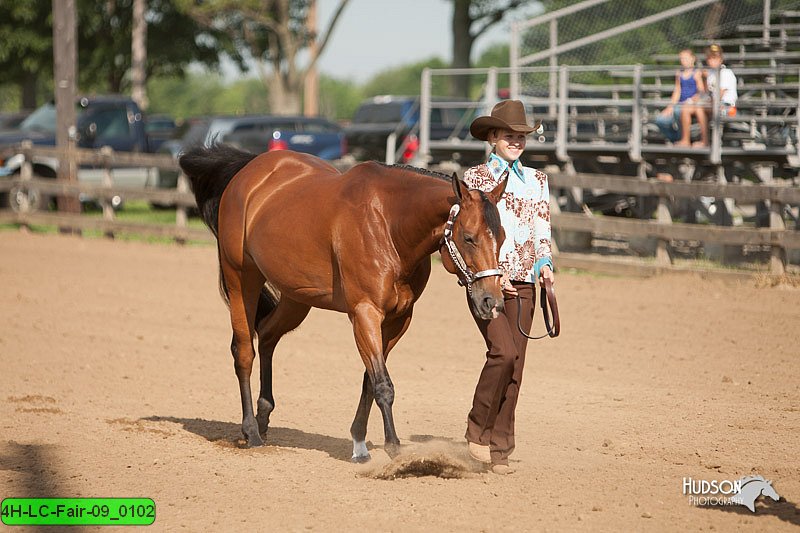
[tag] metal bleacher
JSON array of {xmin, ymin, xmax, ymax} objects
[{"xmin": 416, "ymin": 0, "xmax": 800, "ymax": 272}]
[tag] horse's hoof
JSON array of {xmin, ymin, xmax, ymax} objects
[
  {"xmin": 245, "ymin": 436, "xmax": 264, "ymax": 448},
  {"xmin": 384, "ymin": 442, "xmax": 401, "ymax": 458},
  {"xmin": 351, "ymin": 453, "xmax": 371, "ymax": 464},
  {"xmin": 256, "ymin": 398, "xmax": 274, "ymax": 434}
]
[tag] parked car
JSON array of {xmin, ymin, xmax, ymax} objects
[
  {"xmin": 0, "ymin": 111, "xmax": 31, "ymax": 130},
  {"xmin": 344, "ymin": 95, "xmax": 472, "ymax": 163},
  {"xmin": 0, "ymin": 95, "xmax": 162, "ymax": 211},
  {"xmin": 151, "ymin": 114, "xmax": 346, "ymax": 204},
  {"xmin": 144, "ymin": 114, "xmax": 178, "ymax": 152}
]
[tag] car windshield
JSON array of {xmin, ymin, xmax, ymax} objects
[
  {"xmin": 353, "ymin": 102, "xmax": 410, "ymax": 124},
  {"xmin": 18, "ymin": 102, "xmax": 87, "ymax": 134},
  {"xmin": 18, "ymin": 103, "xmax": 58, "ymax": 134}
]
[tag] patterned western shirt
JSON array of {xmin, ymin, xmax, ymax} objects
[{"xmin": 463, "ymin": 153, "xmax": 553, "ymax": 283}]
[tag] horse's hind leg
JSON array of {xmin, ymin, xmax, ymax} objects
[
  {"xmin": 350, "ymin": 309, "xmax": 413, "ymax": 462},
  {"xmin": 255, "ymin": 298, "xmax": 311, "ymax": 435},
  {"xmin": 349, "ymin": 372, "xmax": 374, "ymax": 462},
  {"xmin": 222, "ymin": 259, "xmax": 266, "ymax": 448}
]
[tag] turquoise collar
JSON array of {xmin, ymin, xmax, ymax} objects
[{"xmin": 487, "ymin": 153, "xmax": 524, "ymax": 182}]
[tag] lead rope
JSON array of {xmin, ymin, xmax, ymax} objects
[{"xmin": 516, "ymin": 277, "xmax": 560, "ymax": 340}]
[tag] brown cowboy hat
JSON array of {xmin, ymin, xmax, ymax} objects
[{"xmin": 470, "ymin": 99, "xmax": 542, "ymax": 141}]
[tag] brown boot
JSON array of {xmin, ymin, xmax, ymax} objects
[
  {"xmin": 491, "ymin": 464, "xmax": 515, "ymax": 475},
  {"xmin": 467, "ymin": 441, "xmax": 491, "ymax": 463}
]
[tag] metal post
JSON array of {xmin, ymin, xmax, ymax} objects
[
  {"xmin": 710, "ymin": 68, "xmax": 722, "ymax": 165},
  {"xmin": 548, "ymin": 19, "xmax": 558, "ymax": 117},
  {"xmin": 485, "ymin": 68, "xmax": 499, "ymax": 158},
  {"xmin": 556, "ymin": 66, "xmax": 568, "ymax": 161},
  {"xmin": 630, "ymin": 64, "xmax": 642, "ymax": 162},
  {"xmin": 510, "ymin": 22, "xmax": 520, "ymax": 99},
  {"xmin": 763, "ymin": 0, "xmax": 772, "ymax": 44},
  {"xmin": 419, "ymin": 69, "xmax": 431, "ymax": 168},
  {"xmin": 385, "ymin": 133, "xmax": 397, "ymax": 165}
]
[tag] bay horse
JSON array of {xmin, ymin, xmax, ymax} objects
[{"xmin": 179, "ymin": 144, "xmax": 506, "ymax": 462}]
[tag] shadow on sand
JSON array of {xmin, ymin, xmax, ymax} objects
[
  {"xmin": 0, "ymin": 441, "xmax": 86, "ymax": 533},
  {"xmin": 699, "ymin": 497, "xmax": 800, "ymax": 527},
  {"xmin": 142, "ymin": 416, "xmax": 355, "ymax": 462}
]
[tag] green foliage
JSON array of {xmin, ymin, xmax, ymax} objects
[
  {"xmin": 361, "ymin": 57, "xmax": 451, "ymax": 98},
  {"xmin": 0, "ymin": 0, "xmax": 53, "ymax": 108},
  {"xmin": 472, "ymin": 42, "xmax": 512, "ymax": 95},
  {"xmin": 318, "ymin": 76, "xmax": 363, "ymax": 122},
  {"xmin": 147, "ymin": 73, "xmax": 269, "ymax": 120},
  {"xmin": 78, "ymin": 0, "xmax": 238, "ymax": 94}
]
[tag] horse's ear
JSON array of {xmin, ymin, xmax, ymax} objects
[
  {"xmin": 486, "ymin": 178, "xmax": 507, "ymax": 203},
  {"xmin": 451, "ymin": 172, "xmax": 464, "ymax": 201}
]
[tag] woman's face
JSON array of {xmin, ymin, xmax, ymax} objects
[{"xmin": 490, "ymin": 129, "xmax": 527, "ymax": 162}]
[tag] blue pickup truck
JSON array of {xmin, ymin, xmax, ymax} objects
[{"xmin": 0, "ymin": 95, "xmax": 166, "ymax": 211}]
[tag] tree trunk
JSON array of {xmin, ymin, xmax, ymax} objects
[
  {"xmin": 131, "ymin": 0, "xmax": 148, "ymax": 110},
  {"xmin": 303, "ymin": 0, "xmax": 319, "ymax": 116},
  {"xmin": 21, "ymin": 72, "xmax": 38, "ymax": 110},
  {"xmin": 451, "ymin": 0, "xmax": 474, "ymax": 98},
  {"xmin": 268, "ymin": 76, "xmax": 302, "ymax": 115}
]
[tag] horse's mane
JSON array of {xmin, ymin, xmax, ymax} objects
[
  {"xmin": 376, "ymin": 162, "xmax": 453, "ymax": 182},
  {"xmin": 376, "ymin": 163, "xmax": 502, "ymax": 238}
]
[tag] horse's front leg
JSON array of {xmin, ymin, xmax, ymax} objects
[
  {"xmin": 350, "ymin": 302, "xmax": 401, "ymax": 458},
  {"xmin": 350, "ymin": 310, "xmax": 414, "ymax": 462}
]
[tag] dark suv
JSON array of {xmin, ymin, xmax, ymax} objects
[{"xmin": 345, "ymin": 95, "xmax": 471, "ymax": 163}]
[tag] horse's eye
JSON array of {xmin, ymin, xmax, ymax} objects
[{"xmin": 463, "ymin": 234, "xmax": 476, "ymax": 246}]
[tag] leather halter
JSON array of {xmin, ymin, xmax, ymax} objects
[
  {"xmin": 517, "ymin": 277, "xmax": 560, "ymax": 339},
  {"xmin": 441, "ymin": 204, "xmax": 503, "ymax": 293}
]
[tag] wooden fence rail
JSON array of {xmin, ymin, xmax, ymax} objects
[
  {"xmin": 0, "ymin": 142, "xmax": 205, "ymax": 243},
  {"xmin": 1, "ymin": 144, "xmax": 798, "ymax": 274}
]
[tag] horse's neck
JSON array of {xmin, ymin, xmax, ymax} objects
[{"xmin": 390, "ymin": 178, "xmax": 452, "ymax": 264}]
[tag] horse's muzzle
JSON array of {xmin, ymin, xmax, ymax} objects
[{"xmin": 472, "ymin": 289, "xmax": 504, "ymax": 320}]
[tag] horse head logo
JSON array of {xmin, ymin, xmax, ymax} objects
[{"xmin": 731, "ymin": 476, "xmax": 780, "ymax": 513}]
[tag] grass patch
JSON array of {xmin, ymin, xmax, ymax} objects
[
  {"xmin": 82, "ymin": 200, "xmax": 206, "ymax": 229},
  {"xmin": 0, "ymin": 200, "xmax": 212, "ymax": 246}
]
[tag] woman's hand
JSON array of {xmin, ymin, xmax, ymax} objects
[
  {"xmin": 539, "ymin": 264, "xmax": 554, "ymax": 286},
  {"xmin": 502, "ymin": 279, "xmax": 518, "ymax": 297}
]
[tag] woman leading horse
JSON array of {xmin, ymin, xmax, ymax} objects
[{"xmin": 179, "ymin": 145, "xmax": 506, "ymax": 462}]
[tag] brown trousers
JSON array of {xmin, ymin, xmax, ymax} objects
[{"xmin": 465, "ymin": 282, "xmax": 535, "ymax": 465}]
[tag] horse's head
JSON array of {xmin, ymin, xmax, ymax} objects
[
  {"xmin": 441, "ymin": 175, "xmax": 506, "ymax": 320},
  {"xmin": 762, "ymin": 480, "xmax": 780, "ymax": 502}
]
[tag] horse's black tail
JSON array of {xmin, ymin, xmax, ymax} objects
[
  {"xmin": 178, "ymin": 143, "xmax": 257, "ymax": 237},
  {"xmin": 179, "ymin": 144, "xmax": 278, "ymax": 321}
]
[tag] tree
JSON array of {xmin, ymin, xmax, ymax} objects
[
  {"xmin": 78, "ymin": 0, "xmax": 241, "ymax": 94},
  {"xmin": 448, "ymin": 0, "xmax": 529, "ymax": 98},
  {"xmin": 0, "ymin": 1, "xmax": 53, "ymax": 109},
  {"xmin": 177, "ymin": 0, "xmax": 350, "ymax": 115},
  {"xmin": 362, "ymin": 57, "xmax": 452, "ymax": 98}
]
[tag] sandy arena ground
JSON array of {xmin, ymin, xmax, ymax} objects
[{"xmin": 1, "ymin": 231, "xmax": 798, "ymax": 531}]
